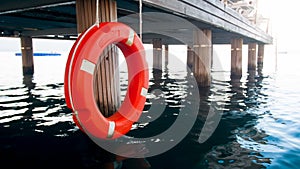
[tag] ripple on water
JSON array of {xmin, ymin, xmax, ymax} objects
[{"xmin": 1, "ymin": 52, "xmax": 300, "ymax": 169}]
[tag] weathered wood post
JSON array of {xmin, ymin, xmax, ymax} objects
[
  {"xmin": 193, "ymin": 29, "xmax": 212, "ymax": 87},
  {"xmin": 231, "ymin": 38, "xmax": 243, "ymax": 78},
  {"xmin": 164, "ymin": 45, "xmax": 169, "ymax": 67},
  {"xmin": 153, "ymin": 38, "xmax": 162, "ymax": 71},
  {"xmin": 76, "ymin": 0, "xmax": 119, "ymax": 117},
  {"xmin": 187, "ymin": 46, "xmax": 194, "ymax": 70},
  {"xmin": 20, "ymin": 36, "xmax": 34, "ymax": 75},
  {"xmin": 257, "ymin": 44, "xmax": 265, "ymax": 69},
  {"xmin": 248, "ymin": 43, "xmax": 257, "ymax": 71}
]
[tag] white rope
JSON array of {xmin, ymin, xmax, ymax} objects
[
  {"xmin": 96, "ymin": 0, "xmax": 100, "ymax": 25},
  {"xmin": 139, "ymin": 0, "xmax": 143, "ymax": 41}
]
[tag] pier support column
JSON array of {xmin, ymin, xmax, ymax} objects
[
  {"xmin": 76, "ymin": 0, "xmax": 119, "ymax": 117},
  {"xmin": 193, "ymin": 29, "xmax": 212, "ymax": 87},
  {"xmin": 153, "ymin": 38, "xmax": 162, "ymax": 71},
  {"xmin": 187, "ymin": 46, "xmax": 194, "ymax": 70},
  {"xmin": 248, "ymin": 43, "xmax": 257, "ymax": 71},
  {"xmin": 231, "ymin": 38, "xmax": 243, "ymax": 78},
  {"xmin": 20, "ymin": 36, "xmax": 34, "ymax": 75},
  {"xmin": 257, "ymin": 44, "xmax": 265, "ymax": 69},
  {"xmin": 164, "ymin": 45, "xmax": 169, "ymax": 67}
]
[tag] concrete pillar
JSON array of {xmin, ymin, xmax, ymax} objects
[
  {"xmin": 231, "ymin": 38, "xmax": 243, "ymax": 78},
  {"xmin": 20, "ymin": 36, "xmax": 34, "ymax": 75},
  {"xmin": 193, "ymin": 29, "xmax": 212, "ymax": 87},
  {"xmin": 248, "ymin": 43, "xmax": 257, "ymax": 71},
  {"xmin": 153, "ymin": 38, "xmax": 162, "ymax": 71},
  {"xmin": 257, "ymin": 44, "xmax": 265, "ymax": 69},
  {"xmin": 76, "ymin": 0, "xmax": 119, "ymax": 117}
]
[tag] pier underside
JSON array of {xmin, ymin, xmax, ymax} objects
[{"xmin": 0, "ymin": 0, "xmax": 272, "ymax": 45}]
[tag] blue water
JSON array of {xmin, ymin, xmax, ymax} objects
[{"xmin": 1, "ymin": 45, "xmax": 300, "ymax": 169}]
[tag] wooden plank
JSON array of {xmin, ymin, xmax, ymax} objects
[
  {"xmin": 75, "ymin": 0, "xmax": 82, "ymax": 33},
  {"xmin": 109, "ymin": 0, "xmax": 118, "ymax": 115},
  {"xmin": 114, "ymin": 46, "xmax": 121, "ymax": 108},
  {"xmin": 21, "ymin": 28, "xmax": 77, "ymax": 36},
  {"xmin": 109, "ymin": 45, "xmax": 118, "ymax": 109},
  {"xmin": 97, "ymin": 58, "xmax": 106, "ymax": 116},
  {"xmin": 104, "ymin": 48, "xmax": 114, "ymax": 116},
  {"xmin": 81, "ymin": 0, "xmax": 87, "ymax": 32},
  {"xmin": 0, "ymin": 0, "xmax": 74, "ymax": 13},
  {"xmin": 76, "ymin": 0, "xmax": 119, "ymax": 117},
  {"xmin": 95, "ymin": 63, "xmax": 104, "ymax": 114},
  {"xmin": 91, "ymin": 0, "xmax": 96, "ymax": 23},
  {"xmin": 0, "ymin": 15, "xmax": 76, "ymax": 31},
  {"xmin": 111, "ymin": 0, "xmax": 117, "ymax": 22},
  {"xmin": 87, "ymin": 0, "xmax": 93, "ymax": 26}
]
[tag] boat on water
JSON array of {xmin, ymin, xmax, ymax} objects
[{"xmin": 15, "ymin": 52, "xmax": 61, "ymax": 56}]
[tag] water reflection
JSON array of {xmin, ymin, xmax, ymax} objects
[
  {"xmin": 200, "ymin": 69, "xmax": 272, "ymax": 169},
  {"xmin": 0, "ymin": 56, "xmax": 282, "ymax": 169},
  {"xmin": 0, "ymin": 75, "xmax": 82, "ymax": 169},
  {"xmin": 230, "ymin": 76, "xmax": 246, "ymax": 112}
]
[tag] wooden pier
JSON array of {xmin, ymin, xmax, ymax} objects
[{"xmin": 0, "ymin": 0, "xmax": 272, "ymax": 111}]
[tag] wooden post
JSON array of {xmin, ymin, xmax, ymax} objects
[
  {"xmin": 211, "ymin": 43, "xmax": 214, "ymax": 68},
  {"xmin": 231, "ymin": 38, "xmax": 243, "ymax": 78},
  {"xmin": 187, "ymin": 46, "xmax": 194, "ymax": 71},
  {"xmin": 153, "ymin": 38, "xmax": 162, "ymax": 71},
  {"xmin": 164, "ymin": 45, "xmax": 169, "ymax": 67},
  {"xmin": 257, "ymin": 44, "xmax": 265, "ymax": 69},
  {"xmin": 20, "ymin": 36, "xmax": 34, "ymax": 75},
  {"xmin": 248, "ymin": 43, "xmax": 257, "ymax": 70},
  {"xmin": 76, "ymin": 0, "xmax": 119, "ymax": 117},
  {"xmin": 193, "ymin": 29, "xmax": 212, "ymax": 87}
]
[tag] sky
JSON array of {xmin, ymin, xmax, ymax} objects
[
  {"xmin": 262, "ymin": 0, "xmax": 300, "ymax": 51},
  {"xmin": 0, "ymin": 38, "xmax": 75, "ymax": 52}
]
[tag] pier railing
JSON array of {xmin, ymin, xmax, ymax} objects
[
  {"xmin": 220, "ymin": 0, "xmax": 271, "ymax": 35},
  {"xmin": 227, "ymin": 0, "xmax": 256, "ymax": 21}
]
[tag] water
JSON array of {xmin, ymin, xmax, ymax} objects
[{"xmin": 1, "ymin": 44, "xmax": 300, "ymax": 169}]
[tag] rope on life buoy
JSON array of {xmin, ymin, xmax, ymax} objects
[{"xmin": 139, "ymin": 0, "xmax": 143, "ymax": 41}]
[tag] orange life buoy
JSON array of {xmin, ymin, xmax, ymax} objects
[{"xmin": 64, "ymin": 22, "xmax": 149, "ymax": 139}]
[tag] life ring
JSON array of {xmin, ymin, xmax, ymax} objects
[{"xmin": 64, "ymin": 22, "xmax": 149, "ymax": 139}]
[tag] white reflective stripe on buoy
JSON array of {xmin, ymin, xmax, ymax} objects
[
  {"xmin": 126, "ymin": 29, "xmax": 135, "ymax": 46},
  {"xmin": 107, "ymin": 121, "xmax": 115, "ymax": 138},
  {"xmin": 141, "ymin": 87, "xmax": 148, "ymax": 97},
  {"xmin": 80, "ymin": 59, "xmax": 95, "ymax": 75}
]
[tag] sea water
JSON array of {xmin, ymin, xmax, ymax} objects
[{"xmin": 0, "ymin": 41, "xmax": 300, "ymax": 169}]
